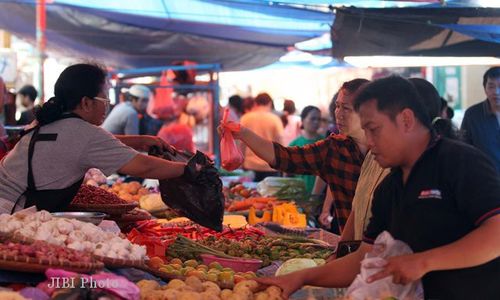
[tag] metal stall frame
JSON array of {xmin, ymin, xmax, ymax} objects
[{"xmin": 109, "ymin": 64, "xmax": 221, "ymax": 166}]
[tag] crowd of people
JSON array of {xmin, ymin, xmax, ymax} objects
[
  {"xmin": 221, "ymin": 71, "xmax": 499, "ymax": 300},
  {"xmin": 0, "ymin": 63, "xmax": 498, "ymax": 298}
]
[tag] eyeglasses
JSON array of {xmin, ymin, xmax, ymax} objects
[{"xmin": 93, "ymin": 96, "xmax": 111, "ymax": 109}]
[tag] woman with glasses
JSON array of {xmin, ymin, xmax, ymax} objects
[{"xmin": 0, "ymin": 63, "xmax": 196, "ymax": 214}]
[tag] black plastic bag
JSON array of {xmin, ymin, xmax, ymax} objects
[{"xmin": 149, "ymin": 147, "xmax": 224, "ymax": 231}]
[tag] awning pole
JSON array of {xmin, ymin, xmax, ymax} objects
[{"xmin": 36, "ymin": 0, "xmax": 46, "ymax": 103}]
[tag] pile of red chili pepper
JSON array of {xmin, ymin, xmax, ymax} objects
[{"xmin": 126, "ymin": 220, "xmax": 265, "ymax": 259}]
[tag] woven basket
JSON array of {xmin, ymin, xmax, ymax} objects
[
  {"xmin": 0, "ymin": 251, "xmax": 103, "ymax": 273},
  {"xmin": 68, "ymin": 202, "xmax": 138, "ymax": 215},
  {"xmin": 94, "ymin": 255, "xmax": 146, "ymax": 268}
]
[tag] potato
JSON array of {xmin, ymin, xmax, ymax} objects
[
  {"xmin": 177, "ymin": 285, "xmax": 194, "ymax": 292},
  {"xmin": 137, "ymin": 279, "xmax": 160, "ymax": 291},
  {"xmin": 177, "ymin": 291, "xmax": 202, "ymax": 300},
  {"xmin": 234, "ymin": 280, "xmax": 259, "ymax": 293},
  {"xmin": 185, "ymin": 275, "xmax": 204, "ymax": 292},
  {"xmin": 202, "ymin": 281, "xmax": 221, "ymax": 294},
  {"xmin": 162, "ymin": 289, "xmax": 180, "ymax": 300},
  {"xmin": 230, "ymin": 294, "xmax": 246, "ymax": 300},
  {"xmin": 143, "ymin": 290, "xmax": 172, "ymax": 300},
  {"xmin": 266, "ymin": 286, "xmax": 282, "ymax": 296},
  {"xmin": 166, "ymin": 279, "xmax": 186, "ymax": 290},
  {"xmin": 220, "ymin": 289, "xmax": 233, "ymax": 300},
  {"xmin": 254, "ymin": 292, "xmax": 270, "ymax": 300},
  {"xmin": 233, "ymin": 288, "xmax": 253, "ymax": 300},
  {"xmin": 200, "ymin": 291, "xmax": 221, "ymax": 300}
]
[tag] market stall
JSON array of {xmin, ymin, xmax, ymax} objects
[{"xmin": 0, "ymin": 147, "xmax": 348, "ymax": 300}]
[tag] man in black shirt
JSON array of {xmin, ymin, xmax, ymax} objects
[
  {"xmin": 16, "ymin": 85, "xmax": 37, "ymax": 125},
  {"xmin": 257, "ymin": 76, "xmax": 500, "ymax": 300}
]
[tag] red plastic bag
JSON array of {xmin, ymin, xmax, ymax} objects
[
  {"xmin": 157, "ymin": 123, "xmax": 195, "ymax": 152},
  {"xmin": 152, "ymin": 70, "xmax": 177, "ymax": 120},
  {"xmin": 220, "ymin": 108, "xmax": 243, "ymax": 171}
]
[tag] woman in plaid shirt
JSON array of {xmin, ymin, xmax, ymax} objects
[{"xmin": 222, "ymin": 79, "xmax": 369, "ymax": 233}]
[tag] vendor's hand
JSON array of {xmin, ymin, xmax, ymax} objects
[
  {"xmin": 366, "ymin": 253, "xmax": 429, "ymax": 285},
  {"xmin": 256, "ymin": 273, "xmax": 305, "ymax": 299},
  {"xmin": 182, "ymin": 151, "xmax": 203, "ymax": 181},
  {"xmin": 143, "ymin": 136, "xmax": 176, "ymax": 154},
  {"xmin": 319, "ymin": 211, "xmax": 332, "ymax": 228}
]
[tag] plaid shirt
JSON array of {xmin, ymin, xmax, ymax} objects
[{"xmin": 272, "ymin": 134, "xmax": 364, "ymax": 231}]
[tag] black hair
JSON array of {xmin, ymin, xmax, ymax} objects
[
  {"xmin": 354, "ymin": 76, "xmax": 431, "ymax": 129},
  {"xmin": 408, "ymin": 78, "xmax": 441, "ymax": 121},
  {"xmin": 18, "ymin": 85, "xmax": 38, "ymax": 102},
  {"xmin": 254, "ymin": 93, "xmax": 273, "ymax": 106},
  {"xmin": 228, "ymin": 95, "xmax": 244, "ymax": 115},
  {"xmin": 283, "ymin": 99, "xmax": 296, "ymax": 115},
  {"xmin": 243, "ymin": 97, "xmax": 254, "ymax": 113},
  {"xmin": 35, "ymin": 63, "xmax": 107, "ymax": 125},
  {"xmin": 340, "ymin": 78, "xmax": 370, "ymax": 94},
  {"xmin": 440, "ymin": 97, "xmax": 455, "ymax": 120},
  {"xmin": 300, "ymin": 105, "xmax": 320, "ymax": 121},
  {"xmin": 446, "ymin": 106, "xmax": 454, "ymax": 120},
  {"xmin": 299, "ymin": 105, "xmax": 320, "ymax": 130},
  {"xmin": 483, "ymin": 66, "xmax": 500, "ymax": 88},
  {"xmin": 409, "ymin": 78, "xmax": 458, "ymax": 139},
  {"xmin": 329, "ymin": 92, "xmax": 338, "ymax": 118}
]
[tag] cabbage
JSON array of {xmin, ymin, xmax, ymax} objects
[{"xmin": 275, "ymin": 258, "xmax": 318, "ymax": 276}]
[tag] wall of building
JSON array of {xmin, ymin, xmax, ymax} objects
[{"xmin": 461, "ymin": 65, "xmax": 489, "ymax": 109}]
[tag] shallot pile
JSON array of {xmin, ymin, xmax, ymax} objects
[{"xmin": 0, "ymin": 240, "xmax": 95, "ymax": 263}]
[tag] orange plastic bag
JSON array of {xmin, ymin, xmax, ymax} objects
[{"xmin": 220, "ymin": 108, "xmax": 243, "ymax": 171}]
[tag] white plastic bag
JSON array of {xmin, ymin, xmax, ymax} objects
[{"xmin": 346, "ymin": 231, "xmax": 424, "ymax": 300}]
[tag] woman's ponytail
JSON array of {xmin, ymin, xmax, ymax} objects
[
  {"xmin": 34, "ymin": 97, "xmax": 64, "ymax": 125},
  {"xmin": 432, "ymin": 117, "xmax": 458, "ymax": 139}
]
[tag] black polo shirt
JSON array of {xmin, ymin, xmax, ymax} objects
[{"xmin": 363, "ymin": 137, "xmax": 500, "ymax": 300}]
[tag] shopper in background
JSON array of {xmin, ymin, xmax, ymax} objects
[
  {"xmin": 240, "ymin": 92, "xmax": 284, "ymax": 181},
  {"xmin": 281, "ymin": 99, "xmax": 301, "ymax": 146},
  {"xmin": 227, "ymin": 94, "xmax": 244, "ymax": 122},
  {"xmin": 16, "ymin": 85, "xmax": 38, "ymax": 125},
  {"xmin": 243, "ymin": 96, "xmax": 254, "ymax": 114},
  {"xmin": 288, "ymin": 105, "xmax": 324, "ymax": 194},
  {"xmin": 461, "ymin": 66, "xmax": 500, "ymax": 173},
  {"xmin": 102, "ymin": 84, "xmax": 150, "ymax": 135},
  {"xmin": 0, "ymin": 63, "xmax": 198, "ymax": 214}
]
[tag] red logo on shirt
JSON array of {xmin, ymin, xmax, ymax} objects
[{"xmin": 418, "ymin": 189, "xmax": 442, "ymax": 199}]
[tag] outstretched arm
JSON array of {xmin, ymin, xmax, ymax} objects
[
  {"xmin": 233, "ymin": 126, "xmax": 276, "ymax": 165},
  {"xmin": 115, "ymin": 135, "xmax": 175, "ymax": 153},
  {"xmin": 257, "ymin": 242, "xmax": 371, "ymax": 299},
  {"xmin": 118, "ymin": 154, "xmax": 186, "ymax": 180},
  {"xmin": 368, "ymin": 215, "xmax": 500, "ymax": 285}
]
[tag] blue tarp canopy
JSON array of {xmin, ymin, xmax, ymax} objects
[
  {"xmin": 327, "ymin": 6, "xmax": 500, "ymax": 58},
  {"xmin": 0, "ymin": 0, "xmax": 332, "ymax": 70},
  {"xmin": 0, "ymin": 1, "xmax": 498, "ymax": 70}
]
